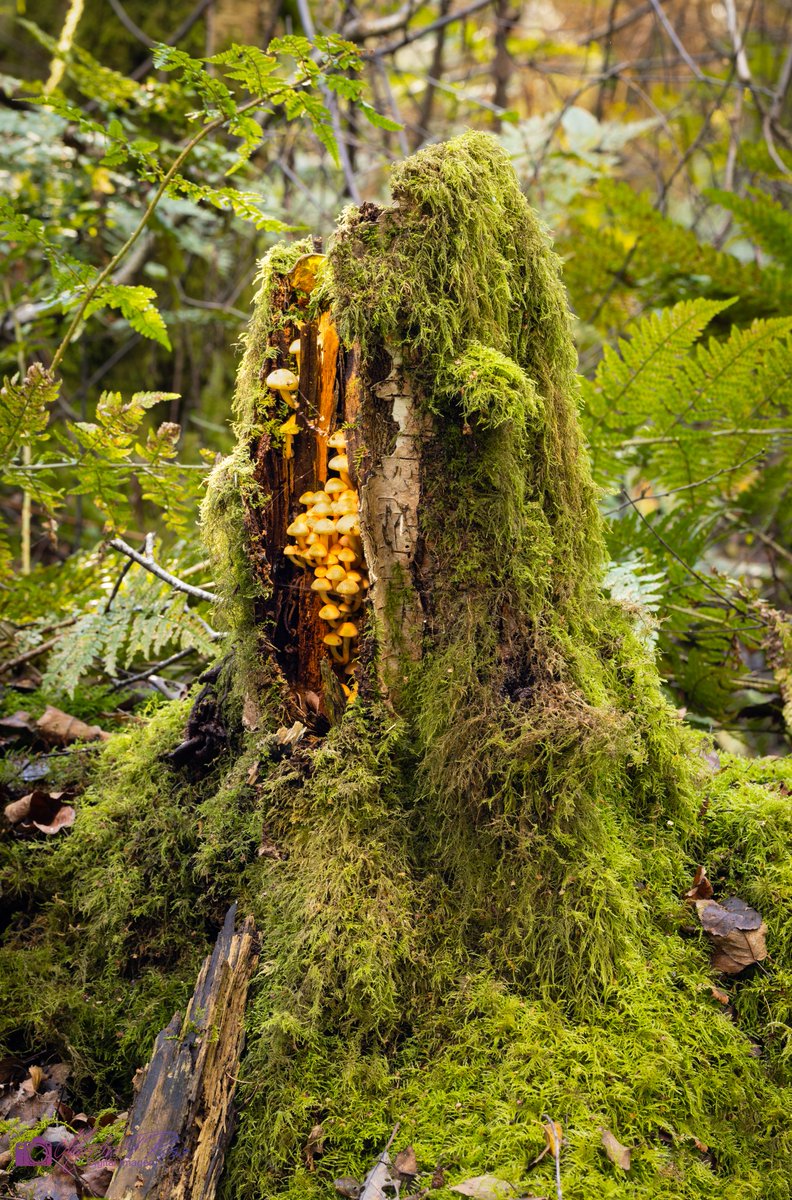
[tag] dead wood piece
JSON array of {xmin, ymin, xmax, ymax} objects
[{"xmin": 106, "ymin": 904, "xmax": 259, "ymax": 1200}]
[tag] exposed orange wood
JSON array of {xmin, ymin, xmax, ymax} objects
[{"xmin": 316, "ymin": 311, "xmax": 340, "ymax": 483}]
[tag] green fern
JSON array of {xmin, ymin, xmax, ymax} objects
[{"xmin": 708, "ymin": 187, "xmax": 792, "ymax": 272}]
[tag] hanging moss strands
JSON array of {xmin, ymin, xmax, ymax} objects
[{"xmin": 1, "ymin": 133, "xmax": 792, "ymax": 1200}]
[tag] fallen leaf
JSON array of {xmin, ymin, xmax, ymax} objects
[
  {"xmin": 710, "ymin": 986, "xmax": 730, "ymax": 1004},
  {"xmin": 28, "ymin": 1065, "xmax": 44, "ymax": 1093},
  {"xmin": 303, "ymin": 1122, "xmax": 325, "ymax": 1171},
  {"xmin": 600, "ymin": 1127, "xmax": 631, "ymax": 1170},
  {"xmin": 79, "ymin": 1158, "xmax": 116, "ymax": 1196},
  {"xmin": 334, "ymin": 1177, "xmax": 362, "ymax": 1198},
  {"xmin": 17, "ymin": 1163, "xmax": 80, "ymax": 1199},
  {"xmin": 685, "ymin": 866, "xmax": 714, "ymax": 901},
  {"xmin": 431, "ymin": 1167, "xmax": 446, "ymax": 1189},
  {"xmin": 32, "ymin": 805, "xmax": 76, "ymax": 836},
  {"xmin": 394, "ymin": 1145, "xmax": 419, "ymax": 1178},
  {"xmin": 4, "ymin": 795, "xmax": 33, "ymax": 824},
  {"xmin": 246, "ymin": 760, "xmax": 260, "ymax": 785},
  {"xmin": 450, "ymin": 1176, "xmax": 517, "ymax": 1199},
  {"xmin": 0, "ymin": 710, "xmax": 34, "ymax": 737},
  {"xmin": 695, "ymin": 897, "xmax": 768, "ymax": 974},
  {"xmin": 0, "ymin": 1083, "xmax": 60, "ymax": 1122},
  {"xmin": 36, "ymin": 706, "xmax": 109, "ymax": 745}
]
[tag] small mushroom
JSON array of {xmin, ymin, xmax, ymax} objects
[
  {"xmin": 327, "ymin": 429, "xmax": 347, "ymax": 450},
  {"xmin": 279, "ymin": 414, "xmax": 300, "ymax": 459},
  {"xmin": 324, "ymin": 478, "xmax": 346, "ymax": 496},
  {"xmin": 289, "ymin": 338, "xmax": 302, "ymax": 374},
  {"xmin": 336, "ymin": 577, "xmax": 360, "ymax": 599},
  {"xmin": 336, "ymin": 620, "xmax": 359, "ymax": 664},
  {"xmin": 311, "ymin": 576, "xmax": 333, "ymax": 595},
  {"xmin": 328, "ymin": 452, "xmax": 350, "ymax": 479},
  {"xmin": 266, "ymin": 367, "xmax": 299, "ymax": 409},
  {"xmin": 286, "ymin": 515, "xmax": 311, "ymax": 550},
  {"xmin": 323, "ymin": 632, "xmax": 344, "ymax": 663},
  {"xmin": 318, "ymin": 602, "xmax": 342, "ymax": 623}
]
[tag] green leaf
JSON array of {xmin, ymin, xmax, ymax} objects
[{"xmin": 358, "ymin": 100, "xmax": 402, "ymax": 132}]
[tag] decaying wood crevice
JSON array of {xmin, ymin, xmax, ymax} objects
[
  {"xmin": 105, "ymin": 905, "xmax": 258, "ymax": 1200},
  {"xmin": 239, "ymin": 252, "xmax": 430, "ymax": 721}
]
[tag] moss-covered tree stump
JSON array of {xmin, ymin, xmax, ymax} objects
[{"xmin": 2, "ymin": 133, "xmax": 792, "ymax": 1200}]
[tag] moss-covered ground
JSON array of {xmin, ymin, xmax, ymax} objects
[{"xmin": 2, "ymin": 132, "xmax": 792, "ymax": 1198}]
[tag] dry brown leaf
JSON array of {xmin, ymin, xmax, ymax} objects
[
  {"xmin": 303, "ymin": 1122, "xmax": 325, "ymax": 1171},
  {"xmin": 4, "ymin": 795, "xmax": 33, "ymax": 824},
  {"xmin": 32, "ymin": 805, "xmax": 76, "ymax": 835},
  {"xmin": 334, "ymin": 1176, "xmax": 362, "ymax": 1198},
  {"xmin": 600, "ymin": 1128, "xmax": 631, "ymax": 1170},
  {"xmin": 685, "ymin": 866, "xmax": 714, "ymax": 901},
  {"xmin": 394, "ymin": 1145, "xmax": 419, "ymax": 1178},
  {"xmin": 710, "ymin": 986, "xmax": 730, "ymax": 1004},
  {"xmin": 28, "ymin": 1065, "xmax": 44, "ymax": 1093},
  {"xmin": 696, "ymin": 897, "xmax": 768, "ymax": 974},
  {"xmin": 36, "ymin": 706, "xmax": 109, "ymax": 745}
]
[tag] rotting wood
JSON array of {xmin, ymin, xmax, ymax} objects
[{"xmin": 105, "ymin": 904, "xmax": 258, "ymax": 1200}]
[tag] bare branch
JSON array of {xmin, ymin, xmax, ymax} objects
[{"xmin": 107, "ymin": 538, "xmax": 217, "ymax": 603}]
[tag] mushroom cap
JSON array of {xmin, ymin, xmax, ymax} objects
[
  {"xmin": 337, "ymin": 547, "xmax": 357, "ymax": 565},
  {"xmin": 289, "ymin": 338, "xmax": 301, "ymax": 356},
  {"xmin": 337, "ymin": 578, "xmax": 359, "ymax": 596},
  {"xmin": 306, "ymin": 543, "xmax": 328, "ymax": 561},
  {"xmin": 298, "ymin": 490, "xmax": 317, "ymax": 506},
  {"xmin": 314, "ymin": 566, "xmax": 328, "ymax": 578},
  {"xmin": 327, "ymin": 429, "xmax": 347, "ymax": 449},
  {"xmin": 325, "ymin": 564, "xmax": 346, "ymax": 582},
  {"xmin": 346, "ymin": 571, "xmax": 363, "ymax": 582},
  {"xmin": 324, "ymin": 477, "xmax": 346, "ymax": 495},
  {"xmin": 287, "ymin": 516, "xmax": 310, "ymax": 537},
  {"xmin": 337, "ymin": 621, "xmax": 359, "ymax": 638},
  {"xmin": 284, "ymin": 544, "xmax": 302, "ymax": 558},
  {"xmin": 336, "ymin": 514, "xmax": 359, "ymax": 535},
  {"xmin": 328, "ymin": 453, "xmax": 349, "ymax": 474},
  {"xmin": 318, "ymin": 603, "xmax": 342, "ymax": 621},
  {"xmin": 280, "ymin": 415, "xmax": 300, "ymax": 435},
  {"xmin": 266, "ymin": 368, "xmax": 299, "ymax": 392},
  {"xmin": 310, "ymin": 491, "xmax": 329, "ymax": 506},
  {"xmin": 323, "ymin": 632, "xmax": 342, "ymax": 646},
  {"xmin": 311, "ymin": 576, "xmax": 332, "ymax": 592},
  {"xmin": 313, "ymin": 517, "xmax": 337, "ymax": 536},
  {"xmin": 310, "ymin": 501, "xmax": 333, "ymax": 518}
]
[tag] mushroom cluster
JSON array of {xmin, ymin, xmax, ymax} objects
[{"xmin": 284, "ymin": 430, "xmax": 368, "ymax": 690}]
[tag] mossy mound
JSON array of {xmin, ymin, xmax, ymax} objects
[{"xmin": 1, "ymin": 132, "xmax": 792, "ymax": 1198}]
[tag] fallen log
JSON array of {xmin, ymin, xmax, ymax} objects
[{"xmin": 106, "ymin": 903, "xmax": 258, "ymax": 1200}]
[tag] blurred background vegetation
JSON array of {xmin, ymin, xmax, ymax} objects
[{"xmin": 1, "ymin": 0, "xmax": 791, "ymax": 755}]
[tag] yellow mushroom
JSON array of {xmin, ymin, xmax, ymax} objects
[
  {"xmin": 336, "ymin": 620, "xmax": 359, "ymax": 664},
  {"xmin": 289, "ymin": 338, "xmax": 302, "ymax": 374},
  {"xmin": 327, "ymin": 429, "xmax": 347, "ymax": 450},
  {"xmin": 279, "ymin": 414, "xmax": 300, "ymax": 459},
  {"xmin": 318, "ymin": 602, "xmax": 342, "ymax": 623},
  {"xmin": 266, "ymin": 367, "xmax": 299, "ymax": 409},
  {"xmin": 311, "ymin": 576, "xmax": 333, "ymax": 595},
  {"xmin": 323, "ymin": 632, "xmax": 344, "ymax": 663}
]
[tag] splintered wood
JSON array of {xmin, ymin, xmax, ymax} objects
[{"xmin": 106, "ymin": 904, "xmax": 258, "ymax": 1200}]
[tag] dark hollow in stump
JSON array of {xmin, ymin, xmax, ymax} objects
[{"xmin": 106, "ymin": 904, "xmax": 259, "ymax": 1200}]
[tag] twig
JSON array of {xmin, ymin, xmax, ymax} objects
[
  {"xmin": 110, "ymin": 646, "xmax": 200, "ymax": 689},
  {"xmin": 619, "ymin": 490, "xmax": 749, "ymax": 616},
  {"xmin": 107, "ymin": 538, "xmax": 216, "ymax": 602},
  {"xmin": 372, "ymin": 0, "xmax": 494, "ymax": 57},
  {"xmin": 541, "ymin": 1114, "xmax": 563, "ymax": 1200},
  {"xmin": 604, "ymin": 451, "xmax": 765, "ymax": 515}
]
